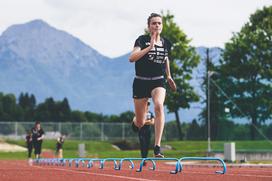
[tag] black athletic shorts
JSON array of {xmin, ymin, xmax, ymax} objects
[
  {"xmin": 133, "ymin": 78, "xmax": 165, "ymax": 99},
  {"xmin": 33, "ymin": 141, "xmax": 42, "ymax": 155}
]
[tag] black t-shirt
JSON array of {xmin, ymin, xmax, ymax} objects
[
  {"xmin": 31, "ymin": 127, "xmax": 45, "ymax": 142},
  {"xmin": 133, "ymin": 35, "xmax": 172, "ymax": 77}
]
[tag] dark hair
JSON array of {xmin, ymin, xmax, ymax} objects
[
  {"xmin": 147, "ymin": 13, "xmax": 162, "ymax": 26},
  {"xmin": 35, "ymin": 121, "xmax": 40, "ymax": 125},
  {"xmin": 147, "ymin": 101, "xmax": 150, "ymax": 106}
]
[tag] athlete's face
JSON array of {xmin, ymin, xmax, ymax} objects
[
  {"xmin": 36, "ymin": 123, "xmax": 41, "ymax": 130},
  {"xmin": 148, "ymin": 17, "xmax": 163, "ymax": 35}
]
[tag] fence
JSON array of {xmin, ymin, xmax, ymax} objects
[
  {"xmin": 0, "ymin": 121, "xmax": 197, "ymax": 141},
  {"xmin": 0, "ymin": 122, "xmax": 137, "ymax": 141},
  {"xmin": 1, "ymin": 121, "xmax": 272, "ymax": 142},
  {"xmin": 0, "ymin": 122, "xmax": 160, "ymax": 141}
]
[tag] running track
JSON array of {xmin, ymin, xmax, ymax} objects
[{"xmin": 0, "ymin": 160, "xmax": 271, "ymax": 181}]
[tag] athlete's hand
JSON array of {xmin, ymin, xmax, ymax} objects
[
  {"xmin": 149, "ymin": 32, "xmax": 157, "ymax": 49},
  {"xmin": 167, "ymin": 77, "xmax": 177, "ymax": 92}
]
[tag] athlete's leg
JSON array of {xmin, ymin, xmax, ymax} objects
[
  {"xmin": 58, "ymin": 149, "xmax": 63, "ymax": 158},
  {"xmin": 33, "ymin": 141, "xmax": 38, "ymax": 158},
  {"xmin": 144, "ymin": 125, "xmax": 151, "ymax": 156},
  {"xmin": 138, "ymin": 128, "xmax": 146, "ymax": 158},
  {"xmin": 28, "ymin": 143, "xmax": 33, "ymax": 158},
  {"xmin": 133, "ymin": 98, "xmax": 149, "ymax": 128},
  {"xmin": 35, "ymin": 142, "xmax": 42, "ymax": 159},
  {"xmin": 138, "ymin": 125, "xmax": 151, "ymax": 158},
  {"xmin": 151, "ymin": 87, "xmax": 166, "ymax": 147}
]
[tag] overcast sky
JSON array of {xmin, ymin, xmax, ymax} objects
[{"xmin": 0, "ymin": 0, "xmax": 271, "ymax": 58}]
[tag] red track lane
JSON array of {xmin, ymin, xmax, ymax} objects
[{"xmin": 0, "ymin": 160, "xmax": 272, "ymax": 181}]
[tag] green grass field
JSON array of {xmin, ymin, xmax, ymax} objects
[
  {"xmin": 167, "ymin": 140, "xmax": 272, "ymax": 152},
  {"xmin": 1, "ymin": 139, "xmax": 271, "ymax": 160}
]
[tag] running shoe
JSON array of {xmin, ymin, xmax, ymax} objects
[{"xmin": 154, "ymin": 145, "xmax": 164, "ymax": 158}]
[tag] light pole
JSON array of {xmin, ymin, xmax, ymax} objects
[{"xmin": 207, "ymin": 71, "xmax": 216, "ymax": 154}]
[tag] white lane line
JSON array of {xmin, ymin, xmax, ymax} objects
[
  {"xmin": 181, "ymin": 170, "xmax": 272, "ymax": 178},
  {"xmin": 32, "ymin": 165, "xmax": 161, "ymax": 181}
]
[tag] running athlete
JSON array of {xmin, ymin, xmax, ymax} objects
[
  {"xmin": 31, "ymin": 121, "xmax": 45, "ymax": 159},
  {"xmin": 129, "ymin": 13, "xmax": 176, "ymax": 157},
  {"xmin": 56, "ymin": 135, "xmax": 65, "ymax": 158}
]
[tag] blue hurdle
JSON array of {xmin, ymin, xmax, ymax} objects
[
  {"xmin": 136, "ymin": 157, "xmax": 181, "ymax": 174},
  {"xmin": 100, "ymin": 158, "xmax": 120, "ymax": 169},
  {"xmin": 171, "ymin": 157, "xmax": 227, "ymax": 174},
  {"xmin": 86, "ymin": 158, "xmax": 103, "ymax": 168},
  {"xmin": 115, "ymin": 158, "xmax": 136, "ymax": 170},
  {"xmin": 115, "ymin": 158, "xmax": 155, "ymax": 170},
  {"xmin": 75, "ymin": 158, "xmax": 92, "ymax": 168},
  {"xmin": 33, "ymin": 156, "xmax": 227, "ymax": 174}
]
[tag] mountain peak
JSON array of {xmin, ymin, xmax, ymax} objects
[
  {"xmin": 0, "ymin": 19, "xmax": 108, "ymax": 66},
  {"xmin": 2, "ymin": 19, "xmax": 52, "ymax": 37},
  {"xmin": 25, "ymin": 19, "xmax": 51, "ymax": 29}
]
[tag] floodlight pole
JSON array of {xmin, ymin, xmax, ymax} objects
[
  {"xmin": 207, "ymin": 71, "xmax": 216, "ymax": 154},
  {"xmin": 207, "ymin": 71, "xmax": 211, "ymax": 154}
]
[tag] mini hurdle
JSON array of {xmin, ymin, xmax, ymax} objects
[{"xmin": 34, "ymin": 156, "xmax": 227, "ymax": 174}]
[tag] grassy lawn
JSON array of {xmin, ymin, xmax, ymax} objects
[
  {"xmin": 3, "ymin": 139, "xmax": 119, "ymax": 159},
  {"xmin": 1, "ymin": 139, "xmax": 271, "ymax": 160},
  {"xmin": 0, "ymin": 152, "xmax": 28, "ymax": 160},
  {"xmin": 166, "ymin": 140, "xmax": 272, "ymax": 152}
]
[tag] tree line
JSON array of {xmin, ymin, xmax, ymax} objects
[
  {"xmin": 0, "ymin": 91, "xmax": 271, "ymax": 140},
  {"xmin": 0, "ymin": 92, "xmax": 134, "ymax": 123},
  {"xmin": 165, "ymin": 120, "xmax": 272, "ymax": 141}
]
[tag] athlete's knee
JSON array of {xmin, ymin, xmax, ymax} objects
[
  {"xmin": 136, "ymin": 121, "xmax": 145, "ymax": 128},
  {"xmin": 154, "ymin": 102, "xmax": 164, "ymax": 114},
  {"xmin": 135, "ymin": 117, "xmax": 145, "ymax": 128}
]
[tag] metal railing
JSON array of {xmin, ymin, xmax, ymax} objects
[{"xmin": 0, "ymin": 122, "xmax": 151, "ymax": 141}]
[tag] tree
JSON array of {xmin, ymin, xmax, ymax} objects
[
  {"xmin": 0, "ymin": 93, "xmax": 4, "ymax": 119},
  {"xmin": 187, "ymin": 119, "xmax": 203, "ymax": 140},
  {"xmin": 219, "ymin": 6, "xmax": 272, "ymax": 139},
  {"xmin": 1, "ymin": 94, "xmax": 18, "ymax": 121},
  {"xmin": 34, "ymin": 97, "xmax": 55, "ymax": 121},
  {"xmin": 19, "ymin": 93, "xmax": 28, "ymax": 109},
  {"xmin": 84, "ymin": 111, "xmax": 104, "ymax": 122},
  {"xmin": 71, "ymin": 110, "xmax": 86, "ymax": 122},
  {"xmin": 18, "ymin": 93, "xmax": 37, "ymax": 121},
  {"xmin": 161, "ymin": 12, "xmax": 200, "ymax": 140},
  {"xmin": 119, "ymin": 111, "xmax": 134, "ymax": 123},
  {"xmin": 59, "ymin": 98, "xmax": 71, "ymax": 122},
  {"xmin": 29, "ymin": 94, "xmax": 36, "ymax": 109}
]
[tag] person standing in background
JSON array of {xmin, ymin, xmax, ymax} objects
[
  {"xmin": 31, "ymin": 121, "xmax": 45, "ymax": 159},
  {"xmin": 56, "ymin": 135, "xmax": 65, "ymax": 158}
]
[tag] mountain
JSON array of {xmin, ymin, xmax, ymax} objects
[
  {"xmin": 0, "ymin": 20, "xmax": 221, "ymax": 121},
  {"xmin": 0, "ymin": 19, "xmax": 135, "ymax": 114}
]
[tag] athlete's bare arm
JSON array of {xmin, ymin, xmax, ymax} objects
[
  {"xmin": 165, "ymin": 57, "xmax": 177, "ymax": 91},
  {"xmin": 129, "ymin": 33, "xmax": 157, "ymax": 62}
]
